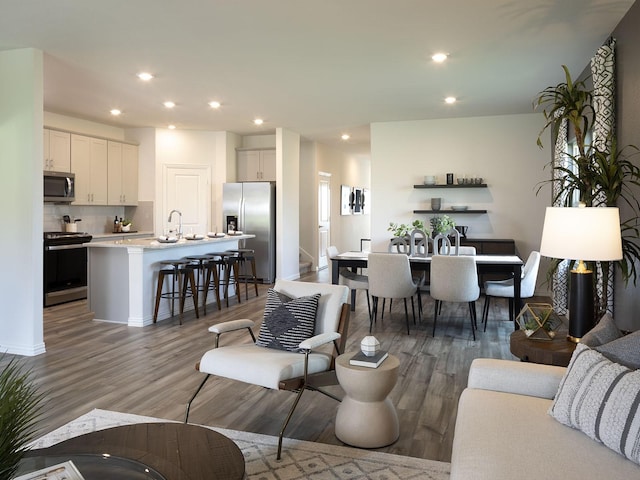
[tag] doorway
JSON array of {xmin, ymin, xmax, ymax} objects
[
  {"xmin": 318, "ymin": 172, "xmax": 331, "ymax": 269},
  {"xmin": 163, "ymin": 165, "xmax": 211, "ymax": 234}
]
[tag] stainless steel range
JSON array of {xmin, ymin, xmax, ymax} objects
[{"xmin": 43, "ymin": 231, "xmax": 93, "ymax": 307}]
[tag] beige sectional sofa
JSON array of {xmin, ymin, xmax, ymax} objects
[{"xmin": 450, "ymin": 358, "xmax": 640, "ymax": 479}]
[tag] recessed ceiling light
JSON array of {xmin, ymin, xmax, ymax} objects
[
  {"xmin": 137, "ymin": 72, "xmax": 154, "ymax": 81},
  {"xmin": 445, "ymin": 96, "xmax": 457, "ymax": 104},
  {"xmin": 110, "ymin": 109, "xmax": 122, "ymax": 116},
  {"xmin": 209, "ymin": 101, "xmax": 221, "ymax": 109},
  {"xmin": 163, "ymin": 101, "xmax": 175, "ymax": 109},
  {"xmin": 341, "ymin": 134, "xmax": 350, "ymax": 141},
  {"xmin": 254, "ymin": 118, "xmax": 264, "ymax": 126},
  {"xmin": 432, "ymin": 53, "xmax": 448, "ymax": 63},
  {"xmin": 168, "ymin": 124, "xmax": 176, "ymax": 130}
]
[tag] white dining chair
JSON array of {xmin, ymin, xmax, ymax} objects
[
  {"xmin": 368, "ymin": 252, "xmax": 420, "ymax": 335},
  {"xmin": 430, "ymin": 254, "xmax": 480, "ymax": 340},
  {"xmin": 327, "ymin": 246, "xmax": 371, "ymax": 317},
  {"xmin": 482, "ymin": 251, "xmax": 541, "ymax": 330}
]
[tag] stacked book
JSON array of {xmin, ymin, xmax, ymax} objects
[{"xmin": 349, "ymin": 350, "xmax": 389, "ymax": 368}]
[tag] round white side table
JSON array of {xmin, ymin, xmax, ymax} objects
[{"xmin": 334, "ymin": 352, "xmax": 400, "ymax": 448}]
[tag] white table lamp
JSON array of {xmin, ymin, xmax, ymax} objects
[{"xmin": 539, "ymin": 206, "xmax": 622, "ymax": 342}]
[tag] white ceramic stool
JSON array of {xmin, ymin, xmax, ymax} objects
[{"xmin": 335, "ymin": 352, "xmax": 400, "ymax": 448}]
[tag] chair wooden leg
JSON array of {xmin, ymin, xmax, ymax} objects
[
  {"xmin": 188, "ymin": 269, "xmax": 199, "ymax": 318},
  {"xmin": 433, "ymin": 300, "xmax": 440, "ymax": 337},
  {"xmin": 403, "ymin": 298, "xmax": 410, "ymax": 335}
]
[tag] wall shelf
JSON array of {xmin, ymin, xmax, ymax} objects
[
  {"xmin": 414, "ymin": 209, "xmax": 488, "ymax": 214},
  {"xmin": 413, "ymin": 184, "xmax": 487, "ymax": 189}
]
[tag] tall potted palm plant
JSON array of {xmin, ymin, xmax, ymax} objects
[{"xmin": 535, "ymin": 65, "xmax": 640, "ymax": 319}]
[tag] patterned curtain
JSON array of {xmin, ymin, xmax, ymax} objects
[
  {"xmin": 552, "ymin": 115, "xmax": 569, "ymax": 315},
  {"xmin": 551, "ymin": 38, "xmax": 616, "ymax": 316},
  {"xmin": 591, "ymin": 37, "xmax": 616, "ymax": 314}
]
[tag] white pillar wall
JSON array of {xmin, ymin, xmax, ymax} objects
[{"xmin": 0, "ymin": 48, "xmax": 45, "ymax": 355}]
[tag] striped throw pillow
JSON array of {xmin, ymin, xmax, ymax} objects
[
  {"xmin": 256, "ymin": 289, "xmax": 320, "ymax": 352},
  {"xmin": 549, "ymin": 343, "xmax": 640, "ymax": 465}
]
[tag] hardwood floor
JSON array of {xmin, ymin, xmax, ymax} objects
[{"xmin": 7, "ymin": 270, "xmax": 545, "ymax": 463}]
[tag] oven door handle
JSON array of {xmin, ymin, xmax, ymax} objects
[{"xmin": 45, "ymin": 244, "xmax": 87, "ymax": 251}]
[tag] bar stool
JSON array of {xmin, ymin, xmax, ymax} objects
[
  {"xmin": 208, "ymin": 252, "xmax": 241, "ymax": 307},
  {"xmin": 185, "ymin": 254, "xmax": 214, "ymax": 311},
  {"xmin": 226, "ymin": 248, "xmax": 259, "ymax": 300},
  {"xmin": 153, "ymin": 259, "xmax": 199, "ymax": 325}
]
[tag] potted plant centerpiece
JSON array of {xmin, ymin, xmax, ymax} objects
[
  {"xmin": 387, "ymin": 219, "xmax": 426, "ymax": 240},
  {"xmin": 430, "ymin": 214, "xmax": 455, "ymax": 237},
  {"xmin": 0, "ymin": 355, "xmax": 45, "ymax": 480}
]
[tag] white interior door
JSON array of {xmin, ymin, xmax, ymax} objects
[
  {"xmin": 318, "ymin": 173, "xmax": 331, "ymax": 269},
  {"xmin": 164, "ymin": 165, "xmax": 210, "ymax": 235}
]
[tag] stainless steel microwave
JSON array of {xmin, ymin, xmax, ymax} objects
[{"xmin": 44, "ymin": 171, "xmax": 75, "ymax": 203}]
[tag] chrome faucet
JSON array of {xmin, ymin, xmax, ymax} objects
[{"xmin": 168, "ymin": 209, "xmax": 182, "ymax": 238}]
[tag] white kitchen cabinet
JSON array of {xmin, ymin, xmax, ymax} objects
[
  {"xmin": 237, "ymin": 148, "xmax": 276, "ymax": 181},
  {"xmin": 107, "ymin": 141, "xmax": 138, "ymax": 205},
  {"xmin": 71, "ymin": 134, "xmax": 108, "ymax": 205},
  {"xmin": 43, "ymin": 129, "xmax": 71, "ymax": 172}
]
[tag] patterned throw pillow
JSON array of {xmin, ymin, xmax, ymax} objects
[
  {"xmin": 255, "ymin": 289, "xmax": 320, "ymax": 352},
  {"xmin": 549, "ymin": 344, "xmax": 640, "ymax": 466},
  {"xmin": 581, "ymin": 312, "xmax": 623, "ymax": 347}
]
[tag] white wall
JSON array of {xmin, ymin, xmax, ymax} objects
[
  {"xmin": 371, "ymin": 113, "xmax": 550, "ymax": 292},
  {"xmin": 0, "ymin": 48, "xmax": 45, "ymax": 355},
  {"xmin": 276, "ymin": 128, "xmax": 300, "ymax": 280}
]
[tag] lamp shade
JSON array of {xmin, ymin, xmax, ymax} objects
[{"xmin": 539, "ymin": 207, "xmax": 622, "ymax": 261}]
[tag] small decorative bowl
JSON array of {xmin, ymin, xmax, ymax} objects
[{"xmin": 360, "ymin": 336, "xmax": 380, "ymax": 357}]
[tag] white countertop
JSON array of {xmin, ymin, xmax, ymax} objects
[
  {"xmin": 86, "ymin": 233, "xmax": 254, "ymax": 249},
  {"xmin": 90, "ymin": 231, "xmax": 155, "ymax": 241}
]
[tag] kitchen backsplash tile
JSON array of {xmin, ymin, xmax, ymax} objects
[{"xmin": 44, "ymin": 202, "xmax": 154, "ymax": 234}]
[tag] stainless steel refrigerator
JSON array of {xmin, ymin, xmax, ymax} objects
[{"xmin": 222, "ymin": 182, "xmax": 276, "ymax": 283}]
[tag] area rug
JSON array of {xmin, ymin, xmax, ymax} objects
[{"xmin": 30, "ymin": 409, "xmax": 450, "ymax": 480}]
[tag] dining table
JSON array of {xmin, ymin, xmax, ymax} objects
[{"xmin": 331, "ymin": 251, "xmax": 524, "ymax": 330}]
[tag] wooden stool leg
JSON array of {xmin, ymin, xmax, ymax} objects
[
  {"xmin": 211, "ymin": 264, "xmax": 222, "ymax": 310},
  {"xmin": 251, "ymin": 257, "xmax": 259, "ymax": 297},
  {"xmin": 232, "ymin": 260, "xmax": 241, "ymax": 304},
  {"xmin": 188, "ymin": 269, "xmax": 199, "ymax": 318},
  {"xmin": 153, "ymin": 270, "xmax": 166, "ymax": 323}
]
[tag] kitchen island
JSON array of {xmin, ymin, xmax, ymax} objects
[{"xmin": 86, "ymin": 234, "xmax": 255, "ymax": 326}]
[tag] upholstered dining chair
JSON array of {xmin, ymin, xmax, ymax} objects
[
  {"xmin": 482, "ymin": 251, "xmax": 541, "ymax": 330},
  {"xmin": 184, "ymin": 280, "xmax": 350, "ymax": 460},
  {"xmin": 430, "ymin": 254, "xmax": 480, "ymax": 340},
  {"xmin": 327, "ymin": 246, "xmax": 371, "ymax": 317},
  {"xmin": 368, "ymin": 252, "xmax": 420, "ymax": 335}
]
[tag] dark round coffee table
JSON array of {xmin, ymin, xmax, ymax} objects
[
  {"xmin": 510, "ymin": 329, "xmax": 576, "ymax": 367},
  {"xmin": 20, "ymin": 423, "xmax": 245, "ymax": 480}
]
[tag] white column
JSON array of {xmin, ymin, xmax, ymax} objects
[{"xmin": 0, "ymin": 48, "xmax": 45, "ymax": 355}]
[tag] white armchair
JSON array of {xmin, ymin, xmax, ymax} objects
[{"xmin": 184, "ymin": 280, "xmax": 350, "ymax": 459}]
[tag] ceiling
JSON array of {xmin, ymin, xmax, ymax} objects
[{"xmin": 0, "ymin": 0, "xmax": 635, "ymax": 157}]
